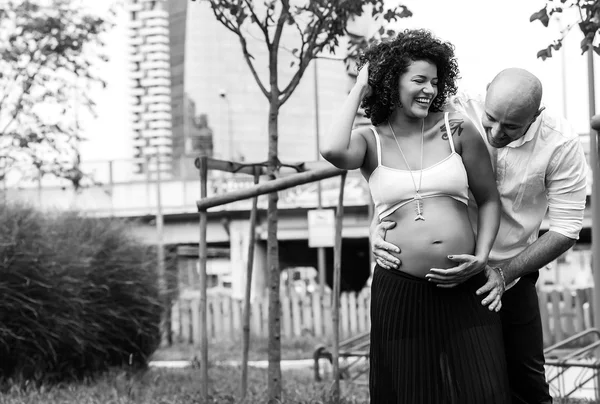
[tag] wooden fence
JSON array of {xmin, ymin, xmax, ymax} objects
[
  {"xmin": 170, "ymin": 286, "xmax": 596, "ymax": 347},
  {"xmin": 538, "ymin": 286, "xmax": 595, "ymax": 346},
  {"xmin": 171, "ymin": 289, "xmax": 371, "ymax": 343}
]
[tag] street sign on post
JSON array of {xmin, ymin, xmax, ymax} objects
[{"xmin": 308, "ymin": 209, "xmax": 335, "ymax": 248}]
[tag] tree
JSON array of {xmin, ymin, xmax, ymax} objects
[
  {"xmin": 0, "ymin": 0, "xmax": 113, "ymax": 188},
  {"xmin": 530, "ymin": 0, "xmax": 600, "ymax": 60},
  {"xmin": 193, "ymin": 0, "xmax": 411, "ymax": 402}
]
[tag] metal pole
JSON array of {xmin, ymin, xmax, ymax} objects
[
  {"xmin": 314, "ymin": 59, "xmax": 327, "ymax": 299},
  {"xmin": 2, "ymin": 172, "xmax": 6, "ymax": 204},
  {"xmin": 155, "ymin": 153, "xmax": 167, "ymax": 345},
  {"xmin": 37, "ymin": 169, "xmax": 42, "ymax": 205},
  {"xmin": 198, "ymin": 155, "xmax": 209, "ymax": 401},
  {"xmin": 588, "ymin": 48, "xmax": 600, "ymax": 333},
  {"xmin": 108, "ymin": 160, "xmax": 114, "ymax": 217},
  {"xmin": 180, "ymin": 156, "xmax": 187, "ymax": 204},
  {"xmin": 559, "ymin": 20, "xmax": 569, "ymax": 120},
  {"xmin": 228, "ymin": 101, "xmax": 234, "ymax": 161},
  {"xmin": 145, "ymin": 156, "xmax": 151, "ymax": 208},
  {"xmin": 221, "ymin": 92, "xmax": 234, "ymax": 161}
]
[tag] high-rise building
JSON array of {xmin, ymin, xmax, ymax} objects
[
  {"xmin": 128, "ymin": 0, "xmax": 174, "ymax": 176},
  {"xmin": 128, "ymin": 0, "xmax": 356, "ymax": 175}
]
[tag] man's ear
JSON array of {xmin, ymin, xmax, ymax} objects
[{"xmin": 533, "ymin": 106, "xmax": 545, "ymax": 120}]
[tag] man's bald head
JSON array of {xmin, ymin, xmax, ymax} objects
[
  {"xmin": 488, "ymin": 68, "xmax": 543, "ymax": 116},
  {"xmin": 482, "ymin": 68, "xmax": 545, "ymax": 148}
]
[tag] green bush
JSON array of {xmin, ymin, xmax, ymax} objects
[{"xmin": 0, "ymin": 203, "xmax": 162, "ymax": 385}]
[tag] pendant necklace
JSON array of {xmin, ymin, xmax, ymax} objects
[{"xmin": 388, "ymin": 119, "xmax": 425, "ymax": 221}]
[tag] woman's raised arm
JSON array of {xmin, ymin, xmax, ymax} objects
[{"xmin": 320, "ymin": 64, "xmax": 372, "ymax": 170}]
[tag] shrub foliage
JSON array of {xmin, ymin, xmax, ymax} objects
[{"xmin": 0, "ymin": 203, "xmax": 162, "ymax": 384}]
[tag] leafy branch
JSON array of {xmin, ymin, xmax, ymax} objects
[
  {"xmin": 0, "ymin": 0, "xmax": 113, "ymax": 188},
  {"xmin": 199, "ymin": 0, "xmax": 411, "ymax": 107},
  {"xmin": 531, "ymin": 0, "xmax": 600, "ymax": 59}
]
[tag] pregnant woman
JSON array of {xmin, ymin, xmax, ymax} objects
[{"xmin": 320, "ymin": 29, "xmax": 510, "ymax": 404}]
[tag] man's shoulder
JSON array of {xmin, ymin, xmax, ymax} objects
[
  {"xmin": 447, "ymin": 91, "xmax": 485, "ymax": 111},
  {"xmin": 538, "ymin": 107, "xmax": 580, "ymax": 144}
]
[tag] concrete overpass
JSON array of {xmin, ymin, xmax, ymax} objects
[
  {"xmin": 3, "ymin": 156, "xmax": 594, "ymax": 297},
  {"xmin": 3, "ymin": 159, "xmax": 375, "ymax": 297}
]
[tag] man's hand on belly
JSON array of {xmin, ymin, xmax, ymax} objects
[
  {"xmin": 371, "ymin": 221, "xmax": 401, "ymax": 269},
  {"xmin": 425, "ymin": 254, "xmax": 486, "ymax": 288}
]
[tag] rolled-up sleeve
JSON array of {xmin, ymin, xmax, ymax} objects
[{"xmin": 546, "ymin": 137, "xmax": 589, "ymax": 239}]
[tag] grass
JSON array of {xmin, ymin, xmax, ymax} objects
[
  {"xmin": 152, "ymin": 336, "xmax": 327, "ymax": 363},
  {"xmin": 4, "ymin": 337, "xmax": 600, "ymax": 403},
  {"xmin": 3, "ymin": 365, "xmax": 600, "ymax": 404},
  {"xmin": 1, "ymin": 366, "xmax": 369, "ymax": 404},
  {"xmin": 3, "ymin": 366, "xmax": 600, "ymax": 404}
]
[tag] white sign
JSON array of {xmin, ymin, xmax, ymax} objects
[{"xmin": 307, "ymin": 209, "xmax": 335, "ymax": 248}]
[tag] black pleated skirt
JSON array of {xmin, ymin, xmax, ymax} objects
[{"xmin": 369, "ymin": 265, "xmax": 511, "ymax": 404}]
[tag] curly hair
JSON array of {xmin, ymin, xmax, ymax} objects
[{"xmin": 357, "ymin": 29, "xmax": 459, "ymax": 125}]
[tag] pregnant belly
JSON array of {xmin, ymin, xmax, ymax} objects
[{"xmin": 383, "ymin": 197, "xmax": 476, "ymax": 278}]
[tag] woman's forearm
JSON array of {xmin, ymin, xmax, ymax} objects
[
  {"xmin": 320, "ymin": 83, "xmax": 369, "ymax": 163},
  {"xmin": 474, "ymin": 198, "xmax": 500, "ymax": 261}
]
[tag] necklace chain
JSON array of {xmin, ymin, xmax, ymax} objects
[
  {"xmin": 387, "ymin": 120, "xmax": 426, "ymax": 221},
  {"xmin": 387, "ymin": 120, "xmax": 425, "ymax": 192}
]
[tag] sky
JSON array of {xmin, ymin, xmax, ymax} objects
[
  {"xmin": 76, "ymin": 0, "xmax": 131, "ymax": 165},
  {"xmin": 77, "ymin": 0, "xmax": 598, "ymax": 165},
  {"xmin": 395, "ymin": 0, "xmax": 595, "ymax": 134}
]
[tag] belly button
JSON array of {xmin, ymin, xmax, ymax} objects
[{"xmin": 432, "ymin": 240, "xmax": 443, "ymax": 245}]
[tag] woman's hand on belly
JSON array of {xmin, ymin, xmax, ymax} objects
[{"xmin": 425, "ymin": 254, "xmax": 487, "ymax": 288}]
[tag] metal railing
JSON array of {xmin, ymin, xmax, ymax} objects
[
  {"xmin": 544, "ymin": 328, "xmax": 600, "ymax": 399},
  {"xmin": 2, "ymin": 155, "xmax": 369, "ymax": 217}
]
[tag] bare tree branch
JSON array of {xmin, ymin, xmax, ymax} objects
[
  {"xmin": 243, "ymin": 0, "xmax": 271, "ymax": 47},
  {"xmin": 279, "ymin": 8, "xmax": 334, "ymax": 104},
  {"xmin": 271, "ymin": 0, "xmax": 290, "ymax": 51},
  {"xmin": 237, "ymin": 34, "xmax": 270, "ymax": 98},
  {"xmin": 207, "ymin": 1, "xmax": 270, "ymax": 97},
  {"xmin": 208, "ymin": 3, "xmax": 242, "ymax": 35}
]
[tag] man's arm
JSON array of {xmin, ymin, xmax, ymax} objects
[
  {"xmin": 505, "ymin": 134, "xmax": 587, "ymax": 282},
  {"xmin": 502, "ymin": 231, "xmax": 575, "ymax": 284},
  {"xmin": 479, "ymin": 134, "xmax": 588, "ymax": 306},
  {"xmin": 477, "ymin": 231, "xmax": 575, "ymax": 312}
]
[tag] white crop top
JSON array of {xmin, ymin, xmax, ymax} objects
[{"xmin": 368, "ymin": 112, "xmax": 470, "ymax": 220}]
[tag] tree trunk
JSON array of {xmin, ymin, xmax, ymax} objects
[{"xmin": 266, "ymin": 100, "xmax": 282, "ymax": 403}]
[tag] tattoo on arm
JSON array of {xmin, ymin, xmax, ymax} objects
[{"xmin": 440, "ymin": 119, "xmax": 465, "ymax": 140}]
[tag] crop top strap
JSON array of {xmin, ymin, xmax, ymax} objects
[
  {"xmin": 369, "ymin": 126, "xmax": 382, "ymax": 166},
  {"xmin": 444, "ymin": 112, "xmax": 456, "ymax": 154}
]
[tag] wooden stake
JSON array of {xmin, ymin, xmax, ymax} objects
[
  {"xmin": 196, "ymin": 166, "xmax": 345, "ymax": 211},
  {"xmin": 198, "ymin": 155, "xmax": 209, "ymax": 401},
  {"xmin": 332, "ymin": 171, "xmax": 347, "ymax": 402},
  {"xmin": 241, "ymin": 167, "xmax": 260, "ymax": 401}
]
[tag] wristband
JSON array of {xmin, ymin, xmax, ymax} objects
[{"xmin": 492, "ymin": 267, "xmax": 506, "ymax": 289}]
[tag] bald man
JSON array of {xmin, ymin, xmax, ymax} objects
[{"xmin": 372, "ymin": 68, "xmax": 588, "ymax": 404}]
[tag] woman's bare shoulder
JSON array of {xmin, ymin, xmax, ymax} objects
[
  {"xmin": 445, "ymin": 111, "xmax": 480, "ymax": 140},
  {"xmin": 353, "ymin": 124, "xmax": 384, "ymax": 144}
]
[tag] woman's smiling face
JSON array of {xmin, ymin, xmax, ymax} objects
[{"xmin": 397, "ymin": 60, "xmax": 439, "ymax": 119}]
